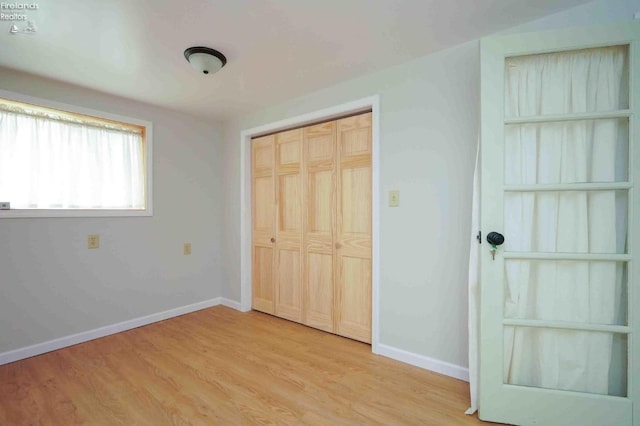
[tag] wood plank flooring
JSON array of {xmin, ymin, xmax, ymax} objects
[{"xmin": 0, "ymin": 306, "xmax": 497, "ymax": 425}]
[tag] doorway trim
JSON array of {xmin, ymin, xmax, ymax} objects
[{"xmin": 238, "ymin": 95, "xmax": 381, "ymax": 352}]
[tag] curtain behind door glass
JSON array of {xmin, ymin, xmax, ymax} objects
[{"xmin": 503, "ymin": 46, "xmax": 628, "ymax": 396}]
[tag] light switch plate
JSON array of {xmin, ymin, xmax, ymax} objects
[
  {"xmin": 0, "ymin": 202, "xmax": 10, "ymax": 210},
  {"xmin": 389, "ymin": 190, "xmax": 400, "ymax": 207}
]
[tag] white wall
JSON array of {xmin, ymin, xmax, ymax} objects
[
  {"xmin": 221, "ymin": 0, "xmax": 640, "ymax": 372},
  {"xmin": 504, "ymin": 0, "xmax": 639, "ymax": 33},
  {"xmin": 0, "ymin": 68, "xmax": 224, "ymax": 354},
  {"xmin": 222, "ymin": 41, "xmax": 479, "ymax": 368}
]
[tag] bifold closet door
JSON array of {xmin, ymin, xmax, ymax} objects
[
  {"xmin": 303, "ymin": 121, "xmax": 336, "ymax": 333},
  {"xmin": 274, "ymin": 129, "xmax": 304, "ymax": 322},
  {"xmin": 251, "ymin": 135, "xmax": 276, "ymax": 314},
  {"xmin": 252, "ymin": 112, "xmax": 372, "ymax": 344},
  {"xmin": 335, "ymin": 113, "xmax": 372, "ymax": 343}
]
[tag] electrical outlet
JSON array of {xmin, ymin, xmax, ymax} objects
[
  {"xmin": 389, "ymin": 190, "xmax": 400, "ymax": 207},
  {"xmin": 88, "ymin": 234, "xmax": 100, "ymax": 249},
  {"xmin": 184, "ymin": 243, "xmax": 192, "ymax": 255},
  {"xmin": 0, "ymin": 202, "xmax": 9, "ymax": 210}
]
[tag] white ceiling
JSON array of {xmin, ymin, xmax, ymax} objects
[{"xmin": 0, "ymin": 0, "xmax": 592, "ymax": 121}]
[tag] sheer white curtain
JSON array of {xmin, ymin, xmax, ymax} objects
[
  {"xmin": 466, "ymin": 145, "xmax": 480, "ymax": 415},
  {"xmin": 0, "ymin": 110, "xmax": 145, "ymax": 209},
  {"xmin": 503, "ymin": 46, "xmax": 628, "ymax": 395}
]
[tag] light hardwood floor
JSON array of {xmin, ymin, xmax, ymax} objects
[{"xmin": 0, "ymin": 306, "xmax": 498, "ymax": 425}]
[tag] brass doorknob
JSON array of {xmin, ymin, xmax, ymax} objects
[{"xmin": 270, "ymin": 237, "xmax": 275, "ymax": 243}]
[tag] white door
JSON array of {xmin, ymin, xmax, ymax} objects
[{"xmin": 480, "ymin": 22, "xmax": 640, "ymax": 425}]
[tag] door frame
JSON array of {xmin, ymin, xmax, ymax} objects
[{"xmin": 238, "ymin": 95, "xmax": 381, "ymax": 352}]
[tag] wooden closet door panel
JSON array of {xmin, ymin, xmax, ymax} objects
[
  {"xmin": 252, "ymin": 245, "xmax": 275, "ymax": 313},
  {"xmin": 275, "ymin": 129, "xmax": 303, "ymax": 322},
  {"xmin": 336, "ymin": 113, "xmax": 372, "ymax": 343},
  {"xmin": 275, "ymin": 245, "xmax": 301, "ymax": 321},
  {"xmin": 303, "ymin": 122, "xmax": 336, "ymax": 332},
  {"xmin": 254, "ymin": 176, "xmax": 274, "ymax": 237},
  {"xmin": 252, "ymin": 135, "xmax": 275, "ymax": 314},
  {"xmin": 305, "ymin": 251, "xmax": 333, "ymax": 331},
  {"xmin": 336, "ymin": 256, "xmax": 372, "ymax": 337},
  {"xmin": 278, "ymin": 174, "xmax": 301, "ymax": 232}
]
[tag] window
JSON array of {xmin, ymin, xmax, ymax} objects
[{"xmin": 0, "ymin": 90, "xmax": 152, "ymax": 217}]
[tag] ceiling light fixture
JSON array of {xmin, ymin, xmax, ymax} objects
[{"xmin": 184, "ymin": 46, "xmax": 227, "ymax": 75}]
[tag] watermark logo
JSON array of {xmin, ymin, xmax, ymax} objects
[
  {"xmin": 2, "ymin": 2, "xmax": 39, "ymax": 34},
  {"xmin": 9, "ymin": 19, "xmax": 35, "ymax": 33}
]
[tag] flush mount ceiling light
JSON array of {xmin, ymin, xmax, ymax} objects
[{"xmin": 184, "ymin": 46, "xmax": 227, "ymax": 75}]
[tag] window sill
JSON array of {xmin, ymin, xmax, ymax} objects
[{"xmin": 0, "ymin": 209, "xmax": 153, "ymax": 219}]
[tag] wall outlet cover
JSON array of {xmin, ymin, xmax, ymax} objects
[
  {"xmin": 0, "ymin": 202, "xmax": 10, "ymax": 210},
  {"xmin": 88, "ymin": 234, "xmax": 100, "ymax": 249}
]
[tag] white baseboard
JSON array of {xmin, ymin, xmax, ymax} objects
[
  {"xmin": 0, "ymin": 297, "xmax": 230, "ymax": 366},
  {"xmin": 220, "ymin": 298, "xmax": 242, "ymax": 311},
  {"xmin": 0, "ymin": 298, "xmax": 468, "ymax": 384},
  {"xmin": 375, "ymin": 343, "xmax": 469, "ymax": 382}
]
